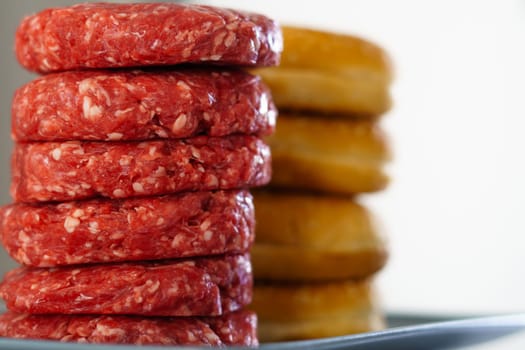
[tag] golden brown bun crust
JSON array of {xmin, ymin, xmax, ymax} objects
[
  {"xmin": 267, "ymin": 114, "xmax": 391, "ymax": 194},
  {"xmin": 253, "ymin": 191, "xmax": 387, "ymax": 281},
  {"xmin": 252, "ymin": 280, "xmax": 385, "ymax": 342},
  {"xmin": 252, "ymin": 245, "xmax": 387, "ymax": 282},
  {"xmin": 253, "ymin": 26, "xmax": 393, "ymax": 117},
  {"xmin": 279, "ymin": 27, "xmax": 393, "ymax": 81}
]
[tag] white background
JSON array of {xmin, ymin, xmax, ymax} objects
[{"xmin": 1, "ymin": 1, "xmax": 525, "ymax": 348}]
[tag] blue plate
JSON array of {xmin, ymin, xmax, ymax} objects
[
  {"xmin": 0, "ymin": 311, "xmax": 524, "ymax": 349},
  {"xmin": 262, "ymin": 314, "xmax": 525, "ymax": 350}
]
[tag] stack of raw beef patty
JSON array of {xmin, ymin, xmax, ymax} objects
[{"xmin": 0, "ymin": 3, "xmax": 281, "ymax": 346}]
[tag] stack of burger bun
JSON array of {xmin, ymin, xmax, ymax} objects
[{"xmin": 250, "ymin": 26, "xmax": 393, "ymax": 342}]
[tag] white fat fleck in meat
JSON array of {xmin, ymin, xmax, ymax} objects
[
  {"xmin": 187, "ymin": 332, "xmax": 197, "ymax": 342},
  {"xmin": 38, "ymin": 119, "xmax": 53, "ymax": 134},
  {"xmin": 226, "ymin": 21, "xmax": 239, "ymax": 31},
  {"xmin": 125, "ymin": 83, "xmax": 140, "ymax": 94},
  {"xmin": 171, "ymin": 235, "xmax": 183, "ymax": 248},
  {"xmin": 82, "ymin": 96, "xmax": 102, "ymax": 120},
  {"xmin": 206, "ymin": 174, "xmax": 219, "ymax": 187},
  {"xmin": 41, "ymin": 253, "xmax": 52, "ymax": 262},
  {"xmin": 36, "ymin": 105, "xmax": 46, "ymax": 115},
  {"xmin": 64, "ymin": 216, "xmax": 81, "ymax": 233},
  {"xmin": 51, "ymin": 148, "xmax": 61, "ymax": 161},
  {"xmin": 78, "ymin": 78, "xmax": 93, "ymax": 94},
  {"xmin": 31, "ymin": 184, "xmax": 43, "ymax": 192},
  {"xmin": 28, "ymin": 15, "xmax": 40, "ymax": 29},
  {"xmin": 132, "ymin": 182, "xmax": 144, "ymax": 193},
  {"xmin": 119, "ymin": 156, "xmax": 131, "ymax": 166},
  {"xmin": 72, "ymin": 147, "xmax": 85, "ymax": 155},
  {"xmin": 133, "ymin": 288, "xmax": 144, "ymax": 303},
  {"xmin": 200, "ymin": 219, "xmax": 211, "ymax": 231},
  {"xmin": 150, "ymin": 39, "xmax": 161, "ymax": 50},
  {"xmin": 47, "ymin": 44, "xmax": 60, "ymax": 51},
  {"xmin": 74, "ymin": 294, "xmax": 94, "ymax": 304},
  {"xmin": 213, "ymin": 31, "xmax": 227, "ymax": 48},
  {"xmin": 171, "ymin": 113, "xmax": 187, "ymax": 134},
  {"xmin": 108, "ymin": 14, "xmax": 119, "ymax": 26},
  {"xmin": 204, "ymin": 230, "xmax": 213, "ymax": 241},
  {"xmin": 148, "ymin": 146, "xmax": 157, "ymax": 157},
  {"xmin": 41, "ymin": 58, "xmax": 52, "ymax": 70},
  {"xmin": 107, "ymin": 132, "xmax": 123, "ymax": 140},
  {"xmin": 154, "ymin": 129, "xmax": 168, "ymax": 138},
  {"xmin": 145, "ymin": 177, "xmax": 157, "ymax": 185},
  {"xmin": 60, "ymin": 141, "xmax": 82, "ymax": 148},
  {"xmin": 112, "ymin": 302, "xmax": 123, "ymax": 312},
  {"xmin": 176, "ymin": 80, "xmax": 191, "ymax": 91},
  {"xmin": 88, "ymin": 221, "xmax": 99, "ymax": 234},
  {"xmin": 153, "ymin": 166, "xmax": 166, "ymax": 177},
  {"xmin": 146, "ymin": 280, "xmax": 160, "ymax": 294},
  {"xmin": 113, "ymin": 250, "xmax": 127, "ymax": 258},
  {"xmin": 47, "ymin": 185, "xmax": 64, "ymax": 193},
  {"xmin": 114, "ymin": 107, "xmax": 134, "ymax": 117},
  {"xmin": 84, "ymin": 29, "xmax": 92, "ymax": 43},
  {"xmin": 181, "ymin": 47, "xmax": 192, "ymax": 58},
  {"xmin": 72, "ymin": 209, "xmax": 85, "ymax": 218},
  {"xmin": 191, "ymin": 146, "xmax": 201, "ymax": 159},
  {"xmin": 201, "ymin": 21, "xmax": 213, "ymax": 31},
  {"xmin": 110, "ymin": 232, "xmax": 124, "ymax": 240},
  {"xmin": 2, "ymin": 207, "xmax": 13, "ymax": 221},
  {"xmin": 224, "ymin": 32, "xmax": 236, "ymax": 48},
  {"xmin": 94, "ymin": 324, "xmax": 126, "ymax": 338},
  {"xmin": 18, "ymin": 230, "xmax": 31, "ymax": 244},
  {"xmin": 167, "ymin": 283, "xmax": 179, "ymax": 296},
  {"xmin": 205, "ymin": 329, "xmax": 222, "ymax": 343},
  {"xmin": 113, "ymin": 189, "xmax": 126, "ymax": 198}
]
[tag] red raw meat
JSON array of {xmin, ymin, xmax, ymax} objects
[
  {"xmin": 12, "ymin": 69, "xmax": 276, "ymax": 141},
  {"xmin": 0, "ymin": 310, "xmax": 258, "ymax": 346},
  {"xmin": 15, "ymin": 3, "xmax": 282, "ymax": 73},
  {"xmin": 11, "ymin": 136, "xmax": 271, "ymax": 202},
  {"xmin": 0, "ymin": 254, "xmax": 252, "ymax": 316},
  {"xmin": 0, "ymin": 190, "xmax": 254, "ymax": 267}
]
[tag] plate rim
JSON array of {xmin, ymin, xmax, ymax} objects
[
  {"xmin": 260, "ymin": 313, "xmax": 525, "ymax": 349},
  {"xmin": 0, "ymin": 313, "xmax": 524, "ymax": 350}
]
